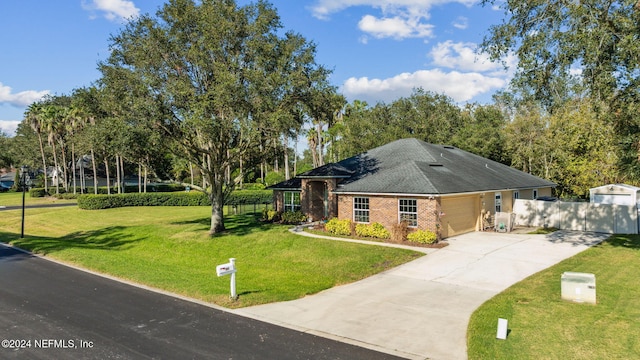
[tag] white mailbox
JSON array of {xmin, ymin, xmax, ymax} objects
[
  {"xmin": 216, "ymin": 262, "xmax": 236, "ymax": 277},
  {"xmin": 216, "ymin": 258, "xmax": 238, "ymax": 300},
  {"xmin": 561, "ymin": 272, "xmax": 596, "ymax": 304}
]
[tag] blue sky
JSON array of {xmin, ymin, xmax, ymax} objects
[{"xmin": 0, "ymin": 0, "xmax": 512, "ymax": 136}]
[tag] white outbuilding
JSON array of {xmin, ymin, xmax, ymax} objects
[{"xmin": 589, "ymin": 184, "xmax": 640, "ymax": 206}]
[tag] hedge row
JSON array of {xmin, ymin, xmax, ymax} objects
[
  {"xmin": 29, "ymin": 183, "xmax": 187, "ymax": 198},
  {"xmin": 226, "ymin": 190, "xmax": 272, "ymax": 205},
  {"xmin": 77, "ymin": 190, "xmax": 273, "ymax": 210},
  {"xmin": 77, "ymin": 192, "xmax": 210, "ymax": 209}
]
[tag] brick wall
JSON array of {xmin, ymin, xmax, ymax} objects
[{"xmin": 338, "ymin": 194, "xmax": 440, "ymax": 233}]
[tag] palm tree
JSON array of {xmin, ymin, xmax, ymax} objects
[
  {"xmin": 24, "ymin": 103, "xmax": 48, "ymax": 192},
  {"xmin": 71, "ymin": 86, "xmax": 101, "ymax": 194},
  {"xmin": 42, "ymin": 104, "xmax": 63, "ymax": 194},
  {"xmin": 66, "ymin": 105, "xmax": 85, "ymax": 194}
]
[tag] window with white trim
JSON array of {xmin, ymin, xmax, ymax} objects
[
  {"xmin": 495, "ymin": 192, "xmax": 502, "ymax": 213},
  {"xmin": 399, "ymin": 199, "xmax": 418, "ymax": 227},
  {"xmin": 283, "ymin": 191, "xmax": 301, "ymax": 212},
  {"xmin": 353, "ymin": 197, "xmax": 370, "ymax": 223}
]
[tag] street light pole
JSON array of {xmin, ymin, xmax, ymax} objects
[{"xmin": 20, "ymin": 165, "xmax": 29, "ymax": 239}]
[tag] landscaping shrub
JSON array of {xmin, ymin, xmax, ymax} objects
[
  {"xmin": 78, "ymin": 192, "xmax": 210, "ymax": 210},
  {"xmin": 391, "ymin": 221, "xmax": 409, "ymax": 242},
  {"xmin": 281, "ymin": 211, "xmax": 307, "ymax": 224},
  {"xmin": 226, "ymin": 190, "xmax": 272, "ymax": 205},
  {"xmin": 29, "ymin": 188, "xmax": 48, "ymax": 198},
  {"xmin": 77, "ymin": 189, "xmax": 272, "ymax": 210},
  {"xmin": 240, "ymin": 183, "xmax": 265, "ymax": 190},
  {"xmin": 407, "ymin": 229, "xmax": 438, "ymax": 244},
  {"xmin": 325, "ymin": 218, "xmax": 352, "ymax": 236},
  {"xmin": 355, "ymin": 222, "xmax": 391, "ymax": 239},
  {"xmin": 262, "ymin": 208, "xmax": 280, "ymax": 222},
  {"xmin": 54, "ymin": 193, "xmax": 79, "ymax": 200}
]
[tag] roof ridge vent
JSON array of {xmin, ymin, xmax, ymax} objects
[{"xmin": 443, "ymin": 145, "xmax": 455, "ymax": 149}]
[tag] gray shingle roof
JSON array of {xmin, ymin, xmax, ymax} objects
[
  {"xmin": 318, "ymin": 138, "xmax": 555, "ymax": 195},
  {"xmin": 268, "ymin": 177, "xmax": 301, "ymax": 190}
]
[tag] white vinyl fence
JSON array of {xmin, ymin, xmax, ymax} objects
[{"xmin": 513, "ymin": 199, "xmax": 639, "ymax": 234}]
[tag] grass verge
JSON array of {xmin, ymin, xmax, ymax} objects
[
  {"xmin": 0, "ymin": 191, "xmax": 76, "ymax": 206},
  {"xmin": 467, "ymin": 234, "xmax": 640, "ymax": 359},
  {"xmin": 0, "ymin": 205, "xmax": 422, "ymax": 308}
]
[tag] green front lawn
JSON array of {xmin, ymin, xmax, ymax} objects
[
  {"xmin": 0, "ymin": 204, "xmax": 422, "ymax": 308},
  {"xmin": 0, "ymin": 191, "xmax": 76, "ymax": 206},
  {"xmin": 468, "ymin": 234, "xmax": 640, "ymax": 359}
]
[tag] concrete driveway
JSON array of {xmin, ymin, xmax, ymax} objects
[{"xmin": 234, "ymin": 230, "xmax": 609, "ymax": 360}]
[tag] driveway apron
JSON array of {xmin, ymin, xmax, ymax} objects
[{"xmin": 234, "ymin": 230, "xmax": 608, "ymax": 360}]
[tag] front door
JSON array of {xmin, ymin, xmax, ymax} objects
[{"xmin": 323, "ymin": 182, "xmax": 328, "ymax": 219}]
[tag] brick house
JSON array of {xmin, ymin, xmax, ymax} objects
[{"xmin": 270, "ymin": 138, "xmax": 555, "ymax": 238}]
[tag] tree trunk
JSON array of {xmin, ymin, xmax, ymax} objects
[
  {"xmin": 273, "ymin": 138, "xmax": 279, "ymax": 172},
  {"xmin": 115, "ymin": 154, "xmax": 121, "ymax": 194},
  {"xmin": 283, "ymin": 135, "xmax": 290, "ymax": 180},
  {"xmin": 239, "ymin": 158, "xmax": 243, "ymax": 188},
  {"xmin": 189, "ymin": 162, "xmax": 194, "ymax": 186},
  {"xmin": 51, "ymin": 142, "xmax": 60, "ymax": 194},
  {"xmin": 309, "ymin": 134, "xmax": 319, "ymax": 168},
  {"xmin": 138, "ymin": 163, "xmax": 142, "ymax": 193},
  {"xmin": 201, "ymin": 154, "xmax": 207, "ymax": 189},
  {"xmin": 293, "ymin": 135, "xmax": 298, "ymax": 176},
  {"xmin": 91, "ymin": 149, "xmax": 98, "ymax": 194},
  {"xmin": 79, "ymin": 161, "xmax": 85, "ymax": 193},
  {"xmin": 61, "ymin": 145, "xmax": 69, "ymax": 192},
  {"xmin": 37, "ymin": 133, "xmax": 48, "ymax": 193},
  {"xmin": 120, "ymin": 155, "xmax": 126, "ymax": 193},
  {"xmin": 207, "ymin": 159, "xmax": 225, "ymax": 235},
  {"xmin": 104, "ymin": 158, "xmax": 111, "ymax": 195},
  {"xmin": 316, "ymin": 122, "xmax": 324, "ymax": 166},
  {"xmin": 209, "ymin": 196, "xmax": 225, "ymax": 235},
  {"xmin": 225, "ymin": 149, "xmax": 231, "ymax": 185},
  {"xmin": 259, "ymin": 142, "xmax": 265, "ymax": 182},
  {"xmin": 72, "ymin": 144, "xmax": 77, "ymax": 194}
]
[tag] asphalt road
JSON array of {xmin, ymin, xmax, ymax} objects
[
  {"xmin": 0, "ymin": 244, "xmax": 403, "ymax": 360},
  {"xmin": 0, "ymin": 203, "xmax": 78, "ymax": 211}
]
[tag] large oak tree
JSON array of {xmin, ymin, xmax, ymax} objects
[{"xmin": 100, "ymin": 0, "xmax": 328, "ymax": 234}]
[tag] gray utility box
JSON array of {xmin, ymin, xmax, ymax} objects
[{"xmin": 561, "ymin": 272, "xmax": 596, "ymax": 304}]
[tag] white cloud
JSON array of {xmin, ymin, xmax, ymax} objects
[
  {"xmin": 452, "ymin": 16, "xmax": 468, "ymax": 30},
  {"xmin": 0, "ymin": 83, "xmax": 49, "ymax": 107},
  {"xmin": 341, "ymin": 69, "xmax": 506, "ymax": 104},
  {"xmin": 0, "ymin": 120, "xmax": 20, "ymax": 136},
  {"xmin": 82, "ymin": 0, "xmax": 140, "ymax": 22},
  {"xmin": 311, "ymin": 0, "xmax": 475, "ymax": 19},
  {"xmin": 358, "ymin": 14, "xmax": 434, "ymax": 39},
  {"xmin": 430, "ymin": 41, "xmax": 503, "ymax": 73},
  {"xmin": 341, "ymin": 40, "xmax": 515, "ymax": 104},
  {"xmin": 311, "ymin": 0, "xmax": 474, "ymax": 40}
]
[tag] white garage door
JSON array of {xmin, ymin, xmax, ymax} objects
[{"xmin": 441, "ymin": 196, "xmax": 477, "ymax": 238}]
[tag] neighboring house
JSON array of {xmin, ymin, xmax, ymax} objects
[
  {"xmin": 0, "ymin": 172, "xmax": 15, "ymax": 191},
  {"xmin": 270, "ymin": 138, "xmax": 556, "ymax": 238}
]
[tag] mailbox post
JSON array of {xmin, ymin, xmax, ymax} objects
[{"xmin": 216, "ymin": 258, "xmax": 237, "ymax": 300}]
